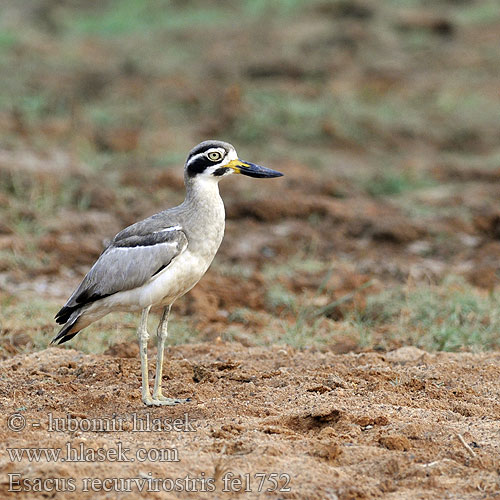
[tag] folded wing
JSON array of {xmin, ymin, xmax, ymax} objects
[{"xmin": 55, "ymin": 227, "xmax": 188, "ymax": 324}]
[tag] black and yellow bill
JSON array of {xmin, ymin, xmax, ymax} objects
[{"xmin": 226, "ymin": 159, "xmax": 283, "ymax": 178}]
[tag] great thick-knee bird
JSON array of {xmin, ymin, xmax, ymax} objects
[{"xmin": 52, "ymin": 140, "xmax": 283, "ymax": 405}]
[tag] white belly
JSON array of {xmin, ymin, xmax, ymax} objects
[{"xmin": 138, "ymin": 250, "xmax": 212, "ymax": 306}]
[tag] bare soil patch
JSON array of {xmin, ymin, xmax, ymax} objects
[{"xmin": 1, "ymin": 344, "xmax": 499, "ymax": 499}]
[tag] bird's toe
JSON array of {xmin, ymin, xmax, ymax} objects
[{"xmin": 143, "ymin": 396, "xmax": 190, "ymax": 406}]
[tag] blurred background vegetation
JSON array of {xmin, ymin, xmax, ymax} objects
[{"xmin": 1, "ymin": 0, "xmax": 500, "ymax": 356}]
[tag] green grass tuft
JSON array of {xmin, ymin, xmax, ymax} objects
[
  {"xmin": 364, "ymin": 170, "xmax": 435, "ymax": 197},
  {"xmin": 355, "ymin": 277, "xmax": 500, "ymax": 351}
]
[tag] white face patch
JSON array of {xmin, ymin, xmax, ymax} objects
[{"xmin": 221, "ymin": 148, "xmax": 238, "ymax": 164}]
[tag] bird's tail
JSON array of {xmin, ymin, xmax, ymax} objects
[{"xmin": 51, "ymin": 315, "xmax": 81, "ymax": 345}]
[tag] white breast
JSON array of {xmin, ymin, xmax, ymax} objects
[{"xmin": 139, "ymin": 249, "xmax": 215, "ymax": 306}]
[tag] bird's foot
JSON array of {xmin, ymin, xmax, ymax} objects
[{"xmin": 143, "ymin": 395, "xmax": 191, "ymax": 406}]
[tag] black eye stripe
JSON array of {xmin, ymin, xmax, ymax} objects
[{"xmin": 186, "ymin": 156, "xmax": 210, "ymax": 177}]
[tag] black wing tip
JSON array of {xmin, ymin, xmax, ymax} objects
[
  {"xmin": 51, "ymin": 330, "xmax": 80, "ymax": 345},
  {"xmin": 55, "ymin": 291, "xmax": 110, "ymax": 325},
  {"xmin": 55, "ymin": 306, "xmax": 71, "ymax": 325},
  {"xmin": 51, "ymin": 318, "xmax": 80, "ymax": 345}
]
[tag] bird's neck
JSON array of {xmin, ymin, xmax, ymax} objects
[
  {"xmin": 181, "ymin": 176, "xmax": 225, "ymax": 256},
  {"xmin": 182, "ymin": 176, "xmax": 225, "ymax": 241},
  {"xmin": 184, "ymin": 175, "xmax": 223, "ymax": 209}
]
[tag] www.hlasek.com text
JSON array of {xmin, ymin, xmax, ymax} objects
[{"xmin": 7, "ymin": 442, "xmax": 179, "ymax": 463}]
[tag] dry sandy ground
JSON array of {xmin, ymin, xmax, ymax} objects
[{"xmin": 1, "ymin": 343, "xmax": 499, "ymax": 499}]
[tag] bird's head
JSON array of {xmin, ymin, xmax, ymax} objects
[{"xmin": 184, "ymin": 140, "xmax": 283, "ymax": 180}]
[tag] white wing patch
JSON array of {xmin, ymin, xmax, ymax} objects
[
  {"xmin": 114, "ymin": 241, "xmax": 179, "ymax": 251},
  {"xmin": 153, "ymin": 225, "xmax": 182, "ymax": 234}
]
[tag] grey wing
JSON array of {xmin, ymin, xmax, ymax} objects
[{"xmin": 55, "ymin": 227, "xmax": 188, "ymax": 324}]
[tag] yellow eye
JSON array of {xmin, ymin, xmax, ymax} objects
[{"xmin": 208, "ymin": 151, "xmax": 222, "ymax": 162}]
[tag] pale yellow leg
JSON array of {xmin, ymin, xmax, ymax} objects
[
  {"xmin": 139, "ymin": 305, "xmax": 189, "ymax": 406},
  {"xmin": 138, "ymin": 306, "xmax": 153, "ymax": 405}
]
